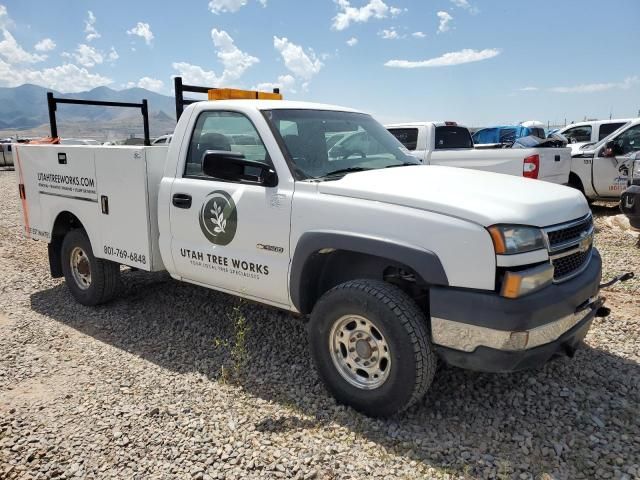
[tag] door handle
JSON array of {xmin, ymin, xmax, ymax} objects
[{"xmin": 172, "ymin": 193, "xmax": 192, "ymax": 209}]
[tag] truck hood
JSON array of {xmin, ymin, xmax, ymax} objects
[{"xmin": 316, "ymin": 165, "xmax": 589, "ymax": 227}]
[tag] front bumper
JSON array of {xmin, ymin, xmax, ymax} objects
[
  {"xmin": 429, "ymin": 249, "xmax": 602, "ymax": 372},
  {"xmin": 621, "ymin": 185, "xmax": 640, "ymax": 230}
]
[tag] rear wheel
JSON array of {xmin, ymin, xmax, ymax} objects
[
  {"xmin": 308, "ymin": 279, "xmax": 436, "ymax": 417},
  {"xmin": 61, "ymin": 229, "xmax": 120, "ymax": 306}
]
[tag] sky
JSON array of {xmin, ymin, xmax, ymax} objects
[{"xmin": 0, "ymin": 0, "xmax": 639, "ymax": 126}]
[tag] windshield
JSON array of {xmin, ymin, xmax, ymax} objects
[{"xmin": 263, "ymin": 109, "xmax": 419, "ymax": 179}]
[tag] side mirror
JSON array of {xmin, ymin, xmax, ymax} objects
[
  {"xmin": 202, "ymin": 150, "xmax": 278, "ymax": 187},
  {"xmin": 600, "ymin": 141, "xmax": 614, "ymax": 158}
]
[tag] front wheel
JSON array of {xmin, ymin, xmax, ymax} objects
[
  {"xmin": 61, "ymin": 229, "xmax": 120, "ymax": 306},
  {"xmin": 308, "ymin": 279, "xmax": 436, "ymax": 417}
]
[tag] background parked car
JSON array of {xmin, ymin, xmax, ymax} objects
[
  {"xmin": 472, "ymin": 122, "xmax": 546, "ymax": 146},
  {"xmin": 558, "ymin": 119, "xmax": 634, "ymax": 154}
]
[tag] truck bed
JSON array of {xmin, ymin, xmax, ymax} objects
[
  {"xmin": 15, "ymin": 145, "xmax": 168, "ymax": 271},
  {"xmin": 429, "ymin": 147, "xmax": 571, "ymax": 184}
]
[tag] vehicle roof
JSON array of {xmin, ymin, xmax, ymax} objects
[
  {"xmin": 198, "ymin": 99, "xmax": 362, "ymax": 113},
  {"xmin": 559, "ymin": 118, "xmax": 636, "ymax": 130},
  {"xmin": 385, "ymin": 121, "xmax": 468, "ymax": 128}
]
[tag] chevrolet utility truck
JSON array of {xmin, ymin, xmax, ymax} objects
[{"xmin": 15, "ymin": 88, "xmax": 609, "ymax": 417}]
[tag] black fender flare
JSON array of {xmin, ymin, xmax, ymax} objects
[{"xmin": 289, "ymin": 231, "xmax": 449, "ymax": 313}]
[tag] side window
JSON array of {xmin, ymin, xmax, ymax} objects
[
  {"xmin": 598, "ymin": 122, "xmax": 625, "ymax": 141},
  {"xmin": 185, "ymin": 111, "xmax": 268, "ymax": 177},
  {"xmin": 388, "ymin": 128, "xmax": 418, "ymax": 150},
  {"xmin": 562, "ymin": 126, "xmax": 592, "ymax": 143},
  {"xmin": 155, "ymin": 138, "xmax": 166, "ymax": 144},
  {"xmin": 613, "ymin": 125, "xmax": 640, "ymax": 155}
]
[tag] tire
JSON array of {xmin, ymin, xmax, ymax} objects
[
  {"xmin": 61, "ymin": 229, "xmax": 120, "ymax": 306},
  {"xmin": 308, "ymin": 279, "xmax": 436, "ymax": 417}
]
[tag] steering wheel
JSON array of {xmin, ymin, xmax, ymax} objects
[{"xmin": 342, "ymin": 150, "xmax": 367, "ymax": 160}]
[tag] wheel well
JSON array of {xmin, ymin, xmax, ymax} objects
[
  {"xmin": 296, "ymin": 249, "xmax": 429, "ymax": 314},
  {"xmin": 568, "ymin": 172, "xmax": 584, "ymax": 192},
  {"xmin": 48, "ymin": 211, "xmax": 85, "ymax": 278}
]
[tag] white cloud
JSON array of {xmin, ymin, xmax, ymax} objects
[
  {"xmin": 209, "ymin": 0, "xmax": 247, "ymax": 13},
  {"xmin": 346, "ymin": 37, "xmax": 358, "ymax": 46},
  {"xmin": 549, "ymin": 76, "xmax": 639, "ymax": 94},
  {"xmin": 332, "ymin": 0, "xmax": 402, "ymax": 31},
  {"xmin": 450, "ymin": 0, "xmax": 478, "ymax": 13},
  {"xmin": 0, "ymin": 5, "xmax": 10, "ymax": 29},
  {"xmin": 172, "ymin": 62, "xmax": 219, "ymax": 86},
  {"xmin": 385, "ymin": 48, "xmax": 501, "ymax": 68},
  {"xmin": 0, "ymin": 30, "xmax": 46, "ymax": 64},
  {"xmin": 107, "ymin": 47, "xmax": 119, "ymax": 62},
  {"xmin": 519, "ymin": 86, "xmax": 539, "ymax": 92},
  {"xmin": 412, "ymin": 31, "xmax": 426, "ymax": 38},
  {"xmin": 437, "ymin": 11, "xmax": 453, "ymax": 33},
  {"xmin": 62, "ymin": 44, "xmax": 103, "ymax": 67},
  {"xmin": 211, "ymin": 28, "xmax": 259, "ymax": 82},
  {"xmin": 84, "ymin": 11, "xmax": 100, "ymax": 42},
  {"xmin": 273, "ymin": 36, "xmax": 323, "ymax": 80},
  {"xmin": 208, "ymin": 0, "xmax": 266, "ymax": 13},
  {"xmin": 137, "ymin": 76, "xmax": 164, "ymax": 92},
  {"xmin": 34, "ymin": 38, "xmax": 56, "ymax": 52},
  {"xmin": 171, "ymin": 29, "xmax": 259, "ymax": 87},
  {"xmin": 253, "ymin": 74, "xmax": 296, "ymax": 93},
  {"xmin": 127, "ymin": 22, "xmax": 154, "ymax": 46},
  {"xmin": 0, "ymin": 59, "xmax": 112, "ymax": 92},
  {"xmin": 379, "ymin": 28, "xmax": 400, "ymax": 40}
]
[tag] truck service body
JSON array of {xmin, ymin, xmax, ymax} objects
[
  {"xmin": 386, "ymin": 122, "xmax": 571, "ymax": 184},
  {"xmin": 15, "ymin": 97, "xmax": 604, "ymax": 417}
]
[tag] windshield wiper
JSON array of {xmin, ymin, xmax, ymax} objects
[
  {"xmin": 385, "ymin": 162, "xmax": 419, "ymax": 169},
  {"xmin": 318, "ymin": 167, "xmax": 372, "ymax": 179}
]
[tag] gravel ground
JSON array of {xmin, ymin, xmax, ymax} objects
[{"xmin": 0, "ymin": 169, "xmax": 638, "ymax": 480}]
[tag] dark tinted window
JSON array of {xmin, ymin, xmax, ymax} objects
[
  {"xmin": 612, "ymin": 125, "xmax": 640, "ymax": 155},
  {"xmin": 598, "ymin": 122, "xmax": 625, "ymax": 141},
  {"xmin": 531, "ymin": 128, "xmax": 545, "ymax": 138},
  {"xmin": 562, "ymin": 125, "xmax": 592, "ymax": 143},
  {"xmin": 388, "ymin": 128, "xmax": 419, "ymax": 150},
  {"xmin": 435, "ymin": 126, "xmax": 473, "ymax": 149}
]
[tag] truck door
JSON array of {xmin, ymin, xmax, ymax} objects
[
  {"xmin": 168, "ymin": 110, "xmax": 293, "ymax": 307},
  {"xmin": 593, "ymin": 124, "xmax": 640, "ymax": 197}
]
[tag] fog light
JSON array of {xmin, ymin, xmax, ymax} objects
[{"xmin": 501, "ymin": 263, "xmax": 554, "ymax": 298}]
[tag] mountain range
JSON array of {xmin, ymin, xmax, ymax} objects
[{"xmin": 0, "ymin": 84, "xmax": 183, "ymax": 140}]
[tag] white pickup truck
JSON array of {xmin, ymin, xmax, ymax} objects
[
  {"xmin": 15, "ymin": 94, "xmax": 605, "ymax": 417},
  {"xmin": 569, "ymin": 118, "xmax": 640, "ymax": 201},
  {"xmin": 558, "ymin": 118, "xmax": 633, "ymax": 155},
  {"xmin": 386, "ymin": 122, "xmax": 571, "ymax": 183}
]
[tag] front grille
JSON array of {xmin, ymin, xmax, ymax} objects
[
  {"xmin": 544, "ymin": 214, "xmax": 594, "ymax": 282},
  {"xmin": 552, "ymin": 247, "xmax": 592, "ymax": 281},
  {"xmin": 546, "ymin": 215, "xmax": 593, "ymax": 249}
]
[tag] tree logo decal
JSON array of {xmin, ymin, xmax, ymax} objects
[{"xmin": 199, "ymin": 190, "xmax": 238, "ymax": 246}]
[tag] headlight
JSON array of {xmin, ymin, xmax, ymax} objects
[{"xmin": 488, "ymin": 225, "xmax": 546, "ymax": 255}]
